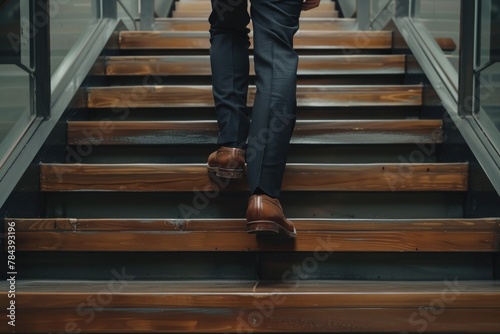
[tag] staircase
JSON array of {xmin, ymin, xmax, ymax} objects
[{"xmin": 2, "ymin": 0, "xmax": 500, "ymax": 332}]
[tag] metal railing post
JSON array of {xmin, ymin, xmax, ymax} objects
[
  {"xmin": 458, "ymin": 0, "xmax": 477, "ymax": 117},
  {"xmin": 395, "ymin": 0, "xmax": 412, "ymax": 18},
  {"xmin": 32, "ymin": 0, "xmax": 51, "ymax": 119},
  {"xmin": 357, "ymin": 0, "xmax": 371, "ymax": 30},
  {"xmin": 140, "ymin": 0, "xmax": 155, "ymax": 31},
  {"xmin": 92, "ymin": 0, "xmax": 102, "ymax": 19},
  {"xmin": 103, "ymin": 0, "xmax": 118, "ymax": 19}
]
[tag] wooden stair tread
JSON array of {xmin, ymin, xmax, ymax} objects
[
  {"xmin": 118, "ymin": 30, "xmax": 392, "ymax": 50},
  {"xmin": 3, "ymin": 1, "xmax": 496, "ymax": 332},
  {"xmin": 3, "ymin": 280, "xmax": 500, "ymax": 307},
  {"xmin": 172, "ymin": 9, "xmax": 339, "ymax": 18},
  {"xmin": 104, "ymin": 55, "xmax": 406, "ymax": 76},
  {"xmin": 8, "ymin": 218, "xmax": 499, "ymax": 252},
  {"xmin": 9, "ymin": 218, "xmax": 500, "ymax": 231},
  {"xmin": 175, "ymin": 1, "xmax": 335, "ymax": 11},
  {"xmin": 118, "ymin": 31, "xmax": 455, "ymax": 52},
  {"xmin": 40, "ymin": 162, "xmax": 469, "ymax": 192},
  {"xmin": 2, "ymin": 280, "xmax": 499, "ymax": 332},
  {"xmin": 14, "ymin": 230, "xmax": 495, "ymax": 252},
  {"xmin": 4, "ymin": 309, "xmax": 499, "ymax": 333},
  {"xmin": 435, "ymin": 37, "xmax": 457, "ymax": 51},
  {"xmin": 87, "ymin": 85, "xmax": 423, "ymax": 108},
  {"xmin": 67, "ymin": 119, "xmax": 442, "ymax": 145},
  {"xmin": 151, "ymin": 17, "xmax": 357, "ymax": 31}
]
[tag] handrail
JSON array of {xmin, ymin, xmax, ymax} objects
[
  {"xmin": 0, "ymin": 0, "xmax": 122, "ymax": 208},
  {"xmin": 372, "ymin": 0, "xmax": 500, "ymax": 194},
  {"xmin": 340, "ymin": 0, "xmax": 500, "ymax": 194},
  {"xmin": 458, "ymin": 0, "xmax": 476, "ymax": 117}
]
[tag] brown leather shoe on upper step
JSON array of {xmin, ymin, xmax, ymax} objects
[
  {"xmin": 246, "ymin": 194, "xmax": 297, "ymax": 238},
  {"xmin": 207, "ymin": 146, "xmax": 246, "ymax": 179}
]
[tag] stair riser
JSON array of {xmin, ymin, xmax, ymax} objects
[
  {"xmin": 67, "ymin": 120, "xmax": 442, "ymax": 146},
  {"xmin": 14, "ymin": 252, "xmax": 493, "ymax": 281},
  {"xmin": 172, "ymin": 9, "xmax": 339, "ymax": 18},
  {"xmin": 83, "ymin": 106, "xmax": 422, "ymax": 121},
  {"xmin": 63, "ymin": 145, "xmax": 439, "ymax": 164},
  {"xmin": 44, "ymin": 192, "xmax": 465, "ymax": 219},
  {"xmin": 152, "ymin": 19, "xmax": 356, "ymax": 32}
]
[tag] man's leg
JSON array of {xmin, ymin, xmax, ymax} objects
[
  {"xmin": 209, "ymin": 0, "xmax": 251, "ymax": 148},
  {"xmin": 247, "ymin": 0, "xmax": 302, "ymax": 198}
]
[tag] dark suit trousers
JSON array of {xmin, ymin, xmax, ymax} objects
[{"xmin": 209, "ymin": 0, "xmax": 302, "ymax": 198}]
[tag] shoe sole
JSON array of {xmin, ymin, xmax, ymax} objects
[
  {"xmin": 207, "ymin": 165, "xmax": 244, "ymax": 179},
  {"xmin": 247, "ymin": 220, "xmax": 297, "ymax": 239}
]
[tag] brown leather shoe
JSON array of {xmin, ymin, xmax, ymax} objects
[
  {"xmin": 207, "ymin": 146, "xmax": 245, "ymax": 179},
  {"xmin": 246, "ymin": 194, "xmax": 296, "ymax": 238}
]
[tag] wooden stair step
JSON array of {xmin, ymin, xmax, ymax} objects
[
  {"xmin": 40, "ymin": 163, "xmax": 468, "ymax": 192},
  {"xmin": 175, "ymin": 1, "xmax": 335, "ymax": 11},
  {"xmin": 1, "ymin": 280, "xmax": 499, "ymax": 332},
  {"xmin": 118, "ymin": 31, "xmax": 392, "ymax": 50},
  {"xmin": 67, "ymin": 120, "xmax": 443, "ymax": 145},
  {"xmin": 8, "ymin": 218, "xmax": 499, "ymax": 252},
  {"xmin": 172, "ymin": 9, "xmax": 339, "ymax": 18},
  {"xmin": 104, "ymin": 55, "xmax": 406, "ymax": 76},
  {"xmin": 87, "ymin": 85, "xmax": 422, "ymax": 108},
  {"xmin": 179, "ymin": 0, "xmax": 330, "ymax": 2},
  {"xmin": 151, "ymin": 17, "xmax": 356, "ymax": 31},
  {"xmin": 434, "ymin": 37, "xmax": 457, "ymax": 51}
]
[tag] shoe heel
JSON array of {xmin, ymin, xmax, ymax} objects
[
  {"xmin": 247, "ymin": 221, "xmax": 280, "ymax": 234},
  {"xmin": 247, "ymin": 221, "xmax": 297, "ymax": 239},
  {"xmin": 216, "ymin": 168, "xmax": 244, "ymax": 179}
]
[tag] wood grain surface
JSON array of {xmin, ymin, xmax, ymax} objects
[
  {"xmin": 67, "ymin": 119, "xmax": 442, "ymax": 145},
  {"xmin": 105, "ymin": 55, "xmax": 406, "ymax": 76},
  {"xmin": 9, "ymin": 218, "xmax": 500, "ymax": 232},
  {"xmin": 3, "ymin": 307, "xmax": 500, "ymax": 333},
  {"xmin": 87, "ymin": 85, "xmax": 422, "ymax": 108},
  {"xmin": 8, "ymin": 217, "xmax": 498, "ymax": 252},
  {"xmin": 175, "ymin": 1, "xmax": 335, "ymax": 11},
  {"xmin": 119, "ymin": 31, "xmax": 391, "ymax": 49},
  {"xmin": 152, "ymin": 18, "xmax": 356, "ymax": 31},
  {"xmin": 172, "ymin": 9, "xmax": 340, "ymax": 18},
  {"xmin": 2, "ymin": 280, "xmax": 499, "ymax": 308},
  {"xmin": 118, "ymin": 31, "xmax": 456, "ymax": 52},
  {"xmin": 40, "ymin": 163, "xmax": 468, "ymax": 192}
]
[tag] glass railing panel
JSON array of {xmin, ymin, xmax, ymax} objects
[
  {"xmin": 477, "ymin": 63, "xmax": 500, "ymax": 153},
  {"xmin": 369, "ymin": 0, "xmax": 396, "ymax": 30},
  {"xmin": 371, "ymin": 0, "xmax": 393, "ymax": 15},
  {"xmin": 50, "ymin": 0, "xmax": 101, "ymax": 75},
  {"xmin": 474, "ymin": 0, "xmax": 500, "ymax": 154},
  {"xmin": 0, "ymin": 64, "xmax": 33, "ymax": 167},
  {"xmin": 0, "ymin": 0, "xmax": 33, "ymax": 167},
  {"xmin": 477, "ymin": 0, "xmax": 494, "ymax": 69},
  {"xmin": 118, "ymin": 0, "xmax": 138, "ymax": 31},
  {"xmin": 338, "ymin": 0, "xmax": 356, "ymax": 18},
  {"xmin": 155, "ymin": 0, "xmax": 173, "ymax": 17},
  {"xmin": 411, "ymin": 0, "xmax": 460, "ymax": 71}
]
